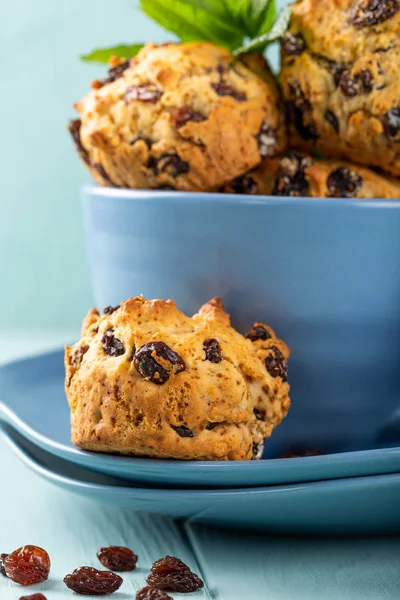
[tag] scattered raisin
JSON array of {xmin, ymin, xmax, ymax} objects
[
  {"xmin": 124, "ymin": 85, "xmax": 163, "ymax": 103},
  {"xmin": 252, "ymin": 440, "xmax": 265, "ymax": 460},
  {"xmin": 171, "ymin": 425, "xmax": 194, "ymax": 438},
  {"xmin": 257, "ymin": 123, "xmax": 278, "ymax": 158},
  {"xmin": 136, "ymin": 587, "xmax": 172, "ymax": 600},
  {"xmin": 97, "ymin": 546, "xmax": 138, "ymax": 572},
  {"xmin": 288, "ymin": 83, "xmax": 318, "ymax": 140},
  {"xmin": 281, "ymin": 32, "xmax": 306, "ymax": 56},
  {"xmin": 19, "ymin": 595, "xmax": 47, "ymax": 600},
  {"xmin": 101, "ymin": 328, "xmax": 125, "ymax": 357},
  {"xmin": 254, "ymin": 409, "xmax": 265, "ymax": 421},
  {"xmin": 103, "ymin": 305, "xmax": 120, "ymax": 315},
  {"xmin": 265, "ymin": 346, "xmax": 288, "ymax": 382},
  {"xmin": 71, "ymin": 344, "xmax": 89, "ymax": 368},
  {"xmin": 351, "ymin": 0, "xmax": 399, "ymax": 28},
  {"xmin": 147, "ymin": 556, "xmax": 204, "ymax": 593},
  {"xmin": 339, "ymin": 71, "xmax": 360, "ymax": 97},
  {"xmin": 327, "ymin": 61, "xmax": 347, "ymax": 87},
  {"xmin": 203, "ymin": 339, "xmax": 222, "ymax": 363},
  {"xmin": 134, "ymin": 341, "xmax": 186, "ymax": 385},
  {"xmin": 273, "ymin": 151, "xmax": 311, "ymax": 197},
  {"xmin": 360, "ymin": 69, "xmax": 374, "ymax": 91},
  {"xmin": 383, "ymin": 105, "xmax": 400, "ymax": 137},
  {"xmin": 246, "ymin": 324, "xmax": 272, "ymax": 342},
  {"xmin": 148, "ymin": 154, "xmax": 190, "ymax": 177},
  {"xmin": 206, "ymin": 422, "xmax": 220, "ymax": 430},
  {"xmin": 325, "ymin": 110, "xmax": 340, "ymax": 133},
  {"xmin": 327, "ymin": 167, "xmax": 363, "ymax": 198},
  {"xmin": 68, "ymin": 119, "xmax": 90, "ymax": 165},
  {"xmin": 0, "ymin": 553, "xmax": 8, "ymax": 576},
  {"xmin": 4, "ymin": 546, "xmax": 50, "ymax": 586},
  {"xmin": 228, "ymin": 174, "xmax": 259, "ymax": 195},
  {"xmin": 173, "ymin": 107, "xmax": 206, "ymax": 128},
  {"xmin": 64, "ymin": 567, "xmax": 123, "ymax": 595},
  {"xmin": 211, "ymin": 81, "xmax": 246, "ymax": 101},
  {"xmin": 102, "ymin": 60, "xmax": 130, "ymax": 85}
]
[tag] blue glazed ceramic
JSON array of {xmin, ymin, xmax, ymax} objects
[
  {"xmin": 0, "ymin": 349, "xmax": 399, "ymax": 487},
  {"xmin": 2, "ymin": 426, "xmax": 400, "ymax": 535},
  {"xmin": 83, "ymin": 188, "xmax": 400, "ymax": 453}
]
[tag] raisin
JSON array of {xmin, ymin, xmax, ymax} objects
[
  {"xmin": 103, "ymin": 305, "xmax": 120, "ymax": 315},
  {"xmin": 228, "ymin": 174, "xmax": 259, "ymax": 195},
  {"xmin": 101, "ymin": 328, "xmax": 125, "ymax": 357},
  {"xmin": 246, "ymin": 324, "xmax": 271, "ymax": 342},
  {"xmin": 68, "ymin": 119, "xmax": 90, "ymax": 165},
  {"xmin": 102, "ymin": 60, "xmax": 131, "ymax": 85},
  {"xmin": 281, "ymin": 32, "xmax": 306, "ymax": 56},
  {"xmin": 97, "ymin": 546, "xmax": 138, "ymax": 572},
  {"xmin": 203, "ymin": 339, "xmax": 222, "ymax": 363},
  {"xmin": 252, "ymin": 440, "xmax": 265, "ymax": 460},
  {"xmin": 273, "ymin": 151, "xmax": 311, "ymax": 197},
  {"xmin": 327, "ymin": 167, "xmax": 363, "ymax": 198},
  {"xmin": 360, "ymin": 69, "xmax": 374, "ymax": 91},
  {"xmin": 265, "ymin": 346, "xmax": 288, "ymax": 382},
  {"xmin": 131, "ymin": 136, "xmax": 153, "ymax": 148},
  {"xmin": 64, "ymin": 566, "xmax": 122, "ymax": 595},
  {"xmin": 19, "ymin": 595, "xmax": 47, "ymax": 600},
  {"xmin": 254, "ymin": 409, "xmax": 265, "ymax": 421},
  {"xmin": 124, "ymin": 85, "xmax": 163, "ymax": 103},
  {"xmin": 148, "ymin": 154, "xmax": 190, "ymax": 177},
  {"xmin": 136, "ymin": 587, "xmax": 172, "ymax": 600},
  {"xmin": 0, "ymin": 553, "xmax": 8, "ymax": 576},
  {"xmin": 147, "ymin": 556, "xmax": 204, "ymax": 593},
  {"xmin": 211, "ymin": 81, "xmax": 247, "ymax": 101},
  {"xmin": 257, "ymin": 123, "xmax": 278, "ymax": 158},
  {"xmin": 171, "ymin": 425, "xmax": 194, "ymax": 438},
  {"xmin": 4, "ymin": 546, "xmax": 50, "ymax": 586},
  {"xmin": 92, "ymin": 163, "xmax": 118, "ymax": 187},
  {"xmin": 206, "ymin": 422, "xmax": 220, "ymax": 430},
  {"xmin": 327, "ymin": 61, "xmax": 347, "ymax": 87},
  {"xmin": 325, "ymin": 110, "xmax": 340, "ymax": 133},
  {"xmin": 351, "ymin": 0, "xmax": 399, "ymax": 28},
  {"xmin": 134, "ymin": 341, "xmax": 185, "ymax": 385},
  {"xmin": 71, "ymin": 344, "xmax": 89, "ymax": 368},
  {"xmin": 173, "ymin": 107, "xmax": 206, "ymax": 128},
  {"xmin": 288, "ymin": 83, "xmax": 318, "ymax": 140},
  {"xmin": 383, "ymin": 105, "xmax": 400, "ymax": 137},
  {"xmin": 339, "ymin": 71, "xmax": 360, "ymax": 97}
]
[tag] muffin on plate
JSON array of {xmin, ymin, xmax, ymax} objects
[
  {"xmin": 65, "ymin": 296, "xmax": 291, "ymax": 461},
  {"xmin": 280, "ymin": 0, "xmax": 400, "ymax": 177},
  {"xmin": 69, "ymin": 42, "xmax": 287, "ymax": 192},
  {"xmin": 223, "ymin": 151, "xmax": 400, "ymax": 198}
]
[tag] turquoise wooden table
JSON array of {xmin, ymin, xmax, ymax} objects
[{"xmin": 0, "ymin": 335, "xmax": 399, "ymax": 600}]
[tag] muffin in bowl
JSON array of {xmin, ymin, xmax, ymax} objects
[
  {"xmin": 280, "ymin": 0, "xmax": 400, "ymax": 177},
  {"xmin": 69, "ymin": 42, "xmax": 287, "ymax": 192},
  {"xmin": 65, "ymin": 296, "xmax": 291, "ymax": 461}
]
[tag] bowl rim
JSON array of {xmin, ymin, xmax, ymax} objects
[{"xmin": 83, "ymin": 185, "xmax": 400, "ymax": 209}]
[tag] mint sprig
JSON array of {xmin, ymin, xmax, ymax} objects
[{"xmin": 81, "ymin": 0, "xmax": 291, "ymax": 63}]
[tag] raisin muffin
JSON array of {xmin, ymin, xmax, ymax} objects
[
  {"xmin": 65, "ymin": 297, "xmax": 291, "ymax": 461},
  {"xmin": 69, "ymin": 42, "xmax": 287, "ymax": 192},
  {"xmin": 224, "ymin": 151, "xmax": 400, "ymax": 197},
  {"xmin": 280, "ymin": 0, "xmax": 400, "ymax": 177}
]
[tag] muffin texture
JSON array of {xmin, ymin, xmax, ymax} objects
[
  {"xmin": 280, "ymin": 0, "xmax": 400, "ymax": 176},
  {"xmin": 69, "ymin": 42, "xmax": 287, "ymax": 192},
  {"xmin": 65, "ymin": 297, "xmax": 291, "ymax": 461},
  {"xmin": 223, "ymin": 151, "xmax": 400, "ymax": 198}
]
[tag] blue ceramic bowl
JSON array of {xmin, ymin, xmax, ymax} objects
[{"xmin": 82, "ymin": 188, "xmax": 400, "ymax": 455}]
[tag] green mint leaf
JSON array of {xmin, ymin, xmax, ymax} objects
[
  {"xmin": 251, "ymin": 0, "xmax": 274, "ymax": 22},
  {"xmin": 81, "ymin": 44, "xmax": 144, "ymax": 63},
  {"xmin": 233, "ymin": 5, "xmax": 291, "ymax": 56},
  {"xmin": 254, "ymin": 0, "xmax": 277, "ymax": 36},
  {"xmin": 140, "ymin": 0, "xmax": 243, "ymax": 50}
]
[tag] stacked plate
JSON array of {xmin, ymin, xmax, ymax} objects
[{"xmin": 1, "ymin": 349, "xmax": 400, "ymax": 535}]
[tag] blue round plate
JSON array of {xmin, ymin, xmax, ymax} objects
[
  {"xmin": 0, "ymin": 349, "xmax": 399, "ymax": 487},
  {"xmin": 2, "ymin": 426, "xmax": 400, "ymax": 535}
]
